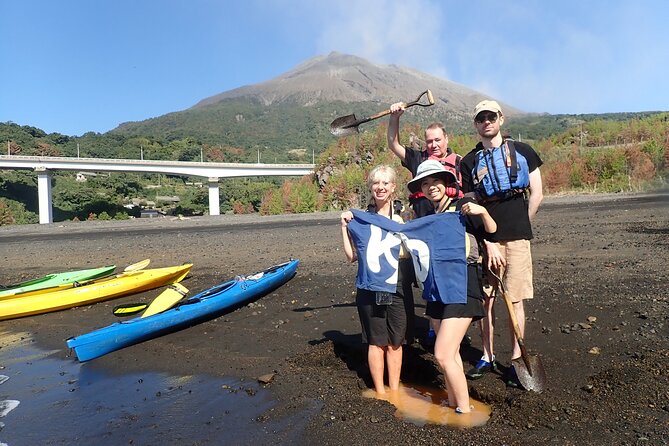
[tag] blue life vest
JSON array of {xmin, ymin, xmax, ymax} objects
[{"xmin": 472, "ymin": 139, "xmax": 529, "ymax": 199}]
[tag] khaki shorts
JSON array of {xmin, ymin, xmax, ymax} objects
[{"xmin": 483, "ymin": 239, "xmax": 534, "ymax": 303}]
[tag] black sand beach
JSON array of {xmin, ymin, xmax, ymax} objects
[{"xmin": 1, "ymin": 192, "xmax": 668, "ymax": 445}]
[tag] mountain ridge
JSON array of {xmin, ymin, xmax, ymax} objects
[
  {"xmin": 190, "ymin": 52, "xmax": 520, "ymax": 116},
  {"xmin": 111, "ymin": 52, "xmax": 523, "ymax": 153}
]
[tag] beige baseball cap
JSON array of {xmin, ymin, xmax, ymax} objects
[{"xmin": 473, "ymin": 100, "xmax": 503, "ymax": 119}]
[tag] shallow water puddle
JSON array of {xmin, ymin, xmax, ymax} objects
[
  {"xmin": 362, "ymin": 383, "xmax": 491, "ymax": 428},
  {"xmin": 0, "ymin": 331, "xmax": 311, "ymax": 445}
]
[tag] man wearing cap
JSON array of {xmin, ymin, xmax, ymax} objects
[{"xmin": 460, "ymin": 100, "xmax": 544, "ymax": 387}]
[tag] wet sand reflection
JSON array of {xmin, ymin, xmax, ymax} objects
[{"xmin": 362, "ymin": 383, "xmax": 491, "ymax": 428}]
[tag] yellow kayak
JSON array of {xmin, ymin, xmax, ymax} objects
[
  {"xmin": 0, "ymin": 259, "xmax": 151, "ymax": 300},
  {"xmin": 0, "ymin": 264, "xmax": 192, "ymax": 320}
]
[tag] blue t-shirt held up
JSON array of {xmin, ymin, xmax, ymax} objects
[{"xmin": 347, "ymin": 210, "xmax": 467, "ymax": 305}]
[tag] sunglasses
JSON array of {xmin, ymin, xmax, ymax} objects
[{"xmin": 475, "ymin": 112, "xmax": 498, "ymax": 124}]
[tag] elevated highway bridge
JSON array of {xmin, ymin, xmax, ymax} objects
[{"xmin": 0, "ymin": 155, "xmax": 315, "ymax": 224}]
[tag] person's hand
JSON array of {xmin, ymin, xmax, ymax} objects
[
  {"xmin": 485, "ymin": 241, "xmax": 506, "ymax": 270},
  {"xmin": 460, "ymin": 202, "xmax": 486, "ymax": 216},
  {"xmin": 389, "ymin": 102, "xmax": 405, "ymax": 116},
  {"xmin": 340, "ymin": 211, "xmax": 353, "ymax": 227}
]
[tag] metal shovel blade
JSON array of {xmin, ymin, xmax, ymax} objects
[
  {"xmin": 329, "ymin": 114, "xmax": 360, "ymax": 137},
  {"xmin": 512, "ymin": 354, "xmax": 547, "ymax": 393},
  {"xmin": 491, "ymin": 270, "xmax": 548, "ymax": 393}
]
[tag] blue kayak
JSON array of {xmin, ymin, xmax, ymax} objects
[{"xmin": 66, "ymin": 259, "xmax": 299, "ymax": 362}]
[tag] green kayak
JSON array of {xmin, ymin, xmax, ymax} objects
[{"xmin": 0, "ymin": 265, "xmax": 116, "ymax": 299}]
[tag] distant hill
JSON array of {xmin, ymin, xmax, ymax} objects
[{"xmin": 110, "ymin": 52, "xmax": 521, "ymax": 156}]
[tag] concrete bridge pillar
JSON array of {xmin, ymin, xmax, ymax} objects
[
  {"xmin": 208, "ymin": 177, "xmax": 220, "ymax": 216},
  {"xmin": 36, "ymin": 167, "xmax": 53, "ymax": 224}
]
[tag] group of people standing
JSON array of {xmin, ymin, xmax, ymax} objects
[{"xmin": 340, "ymin": 99, "xmax": 543, "ymax": 414}]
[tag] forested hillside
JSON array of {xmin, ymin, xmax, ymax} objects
[
  {"xmin": 300, "ymin": 113, "xmax": 669, "ymax": 215},
  {"xmin": 3, "ymin": 49, "xmax": 667, "ymax": 224},
  {"xmin": 1, "ymin": 111, "xmax": 667, "ymax": 225}
]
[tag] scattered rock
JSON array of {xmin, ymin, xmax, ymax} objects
[
  {"xmin": 0, "ymin": 400, "xmax": 19, "ymax": 418},
  {"xmin": 257, "ymin": 373, "xmax": 276, "ymax": 385},
  {"xmin": 244, "ymin": 387, "xmax": 257, "ymax": 396}
]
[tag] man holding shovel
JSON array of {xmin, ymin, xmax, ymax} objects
[
  {"xmin": 387, "ymin": 104, "xmax": 461, "ymax": 218},
  {"xmin": 460, "ymin": 100, "xmax": 544, "ymax": 388}
]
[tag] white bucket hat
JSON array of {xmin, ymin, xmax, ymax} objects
[{"xmin": 407, "ymin": 160, "xmax": 457, "ymax": 193}]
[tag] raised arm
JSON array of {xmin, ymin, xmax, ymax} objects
[{"xmin": 387, "ymin": 103, "xmax": 407, "ymax": 162}]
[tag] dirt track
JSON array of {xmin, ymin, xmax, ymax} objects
[{"xmin": 1, "ymin": 191, "xmax": 668, "ymax": 445}]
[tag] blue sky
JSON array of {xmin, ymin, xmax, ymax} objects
[{"xmin": 1, "ymin": 0, "xmax": 667, "ymax": 136}]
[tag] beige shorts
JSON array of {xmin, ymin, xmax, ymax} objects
[{"xmin": 483, "ymin": 239, "xmax": 534, "ymax": 303}]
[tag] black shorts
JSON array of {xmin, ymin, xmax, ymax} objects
[
  {"xmin": 356, "ymin": 288, "xmax": 408, "ymax": 347},
  {"xmin": 425, "ymin": 264, "xmax": 485, "ymax": 321}
]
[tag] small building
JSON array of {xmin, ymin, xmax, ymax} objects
[{"xmin": 140, "ymin": 209, "xmax": 164, "ymax": 219}]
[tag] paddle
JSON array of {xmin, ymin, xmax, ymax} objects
[
  {"xmin": 141, "ymin": 283, "xmax": 189, "ymax": 317},
  {"xmin": 112, "ymin": 302, "xmax": 149, "ymax": 316},
  {"xmin": 123, "ymin": 259, "xmax": 150, "ymax": 272},
  {"xmin": 67, "ymin": 259, "xmax": 151, "ymax": 291},
  {"xmin": 329, "ymin": 90, "xmax": 435, "ymax": 137},
  {"xmin": 112, "ymin": 283, "xmax": 189, "ymax": 317}
]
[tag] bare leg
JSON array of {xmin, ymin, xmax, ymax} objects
[
  {"xmin": 368, "ymin": 345, "xmax": 386, "ymax": 394},
  {"xmin": 386, "ymin": 345, "xmax": 403, "ymax": 390},
  {"xmin": 367, "ymin": 345, "xmax": 386, "ymax": 393},
  {"xmin": 480, "ymin": 295, "xmax": 496, "ymax": 361},
  {"xmin": 430, "ymin": 318, "xmax": 453, "ymax": 405},
  {"xmin": 434, "ymin": 317, "xmax": 473, "ymax": 412}
]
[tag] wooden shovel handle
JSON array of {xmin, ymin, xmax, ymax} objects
[
  {"xmin": 490, "ymin": 271, "xmax": 532, "ymax": 364},
  {"xmin": 368, "ymin": 89, "xmax": 435, "ymax": 120}
]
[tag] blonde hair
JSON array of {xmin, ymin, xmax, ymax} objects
[
  {"xmin": 366, "ymin": 165, "xmax": 398, "ymax": 208},
  {"xmin": 367, "ymin": 165, "xmax": 397, "ymax": 190}
]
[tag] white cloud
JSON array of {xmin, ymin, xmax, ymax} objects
[
  {"xmin": 309, "ymin": 0, "xmax": 449, "ymax": 77},
  {"xmin": 259, "ymin": 0, "xmax": 669, "ymax": 113},
  {"xmin": 441, "ymin": 1, "xmax": 669, "ymax": 113}
]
